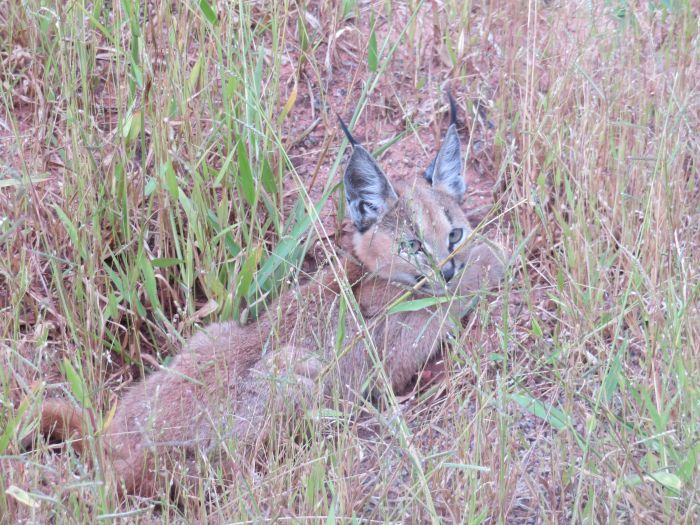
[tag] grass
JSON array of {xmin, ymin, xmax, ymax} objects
[{"xmin": 1, "ymin": 0, "xmax": 699, "ymax": 522}]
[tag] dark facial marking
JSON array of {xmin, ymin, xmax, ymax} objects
[{"xmin": 443, "ymin": 207, "xmax": 453, "ymax": 224}]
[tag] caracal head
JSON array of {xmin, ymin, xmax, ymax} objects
[{"xmin": 340, "ymin": 94, "xmax": 476, "ymax": 292}]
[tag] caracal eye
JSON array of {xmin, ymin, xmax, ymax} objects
[
  {"xmin": 400, "ymin": 239, "xmax": 422, "ymax": 255},
  {"xmin": 448, "ymin": 227, "xmax": 463, "ymax": 246}
]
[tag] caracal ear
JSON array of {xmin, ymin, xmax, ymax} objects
[
  {"xmin": 423, "ymin": 91, "xmax": 465, "ymax": 201},
  {"xmin": 339, "ymin": 117, "xmax": 398, "ymax": 232}
]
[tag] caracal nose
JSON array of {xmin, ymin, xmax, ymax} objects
[{"xmin": 441, "ymin": 261, "xmax": 456, "ymax": 282}]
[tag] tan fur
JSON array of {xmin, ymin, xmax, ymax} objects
[
  {"xmin": 35, "ymin": 399, "xmax": 87, "ymax": 455},
  {"xmin": 36, "ymin": 135, "xmax": 506, "ymax": 500}
]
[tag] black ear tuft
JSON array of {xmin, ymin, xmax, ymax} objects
[
  {"xmin": 447, "ymin": 89, "xmax": 458, "ymax": 127},
  {"xmin": 423, "ymin": 91, "xmax": 465, "ymax": 201},
  {"xmin": 339, "ymin": 119, "xmax": 398, "ymax": 231},
  {"xmin": 337, "ymin": 114, "xmax": 359, "ymax": 146}
]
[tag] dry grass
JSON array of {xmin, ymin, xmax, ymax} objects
[{"xmin": 1, "ymin": 0, "xmax": 699, "ymax": 523}]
